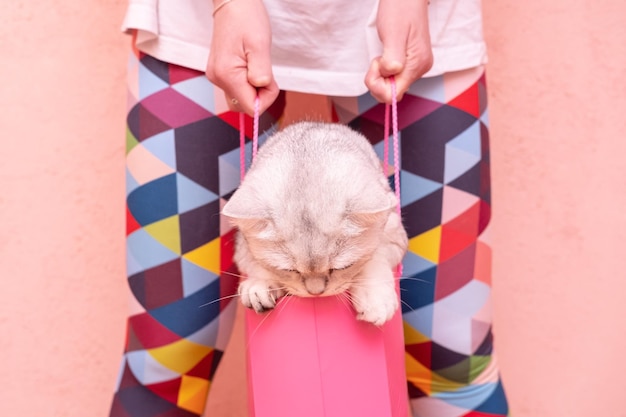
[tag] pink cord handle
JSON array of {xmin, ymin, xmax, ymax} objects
[
  {"xmin": 390, "ymin": 78, "xmax": 401, "ymax": 217},
  {"xmin": 384, "ymin": 77, "xmax": 403, "ymax": 278},
  {"xmin": 383, "ymin": 76, "xmax": 401, "ymax": 214},
  {"xmin": 252, "ymin": 95, "xmax": 260, "ymax": 159},
  {"xmin": 239, "ymin": 112, "xmax": 246, "ymax": 181},
  {"xmin": 239, "ymin": 95, "xmax": 261, "ymax": 181}
]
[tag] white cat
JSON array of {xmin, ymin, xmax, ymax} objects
[{"xmin": 222, "ymin": 122, "xmax": 408, "ymax": 326}]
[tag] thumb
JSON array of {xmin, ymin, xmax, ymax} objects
[
  {"xmin": 246, "ymin": 49, "xmax": 274, "ymax": 88},
  {"xmin": 379, "ymin": 35, "xmax": 406, "ymax": 77}
]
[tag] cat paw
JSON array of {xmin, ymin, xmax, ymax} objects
[
  {"xmin": 238, "ymin": 279, "xmax": 285, "ymax": 313},
  {"xmin": 351, "ymin": 284, "xmax": 399, "ymax": 326}
]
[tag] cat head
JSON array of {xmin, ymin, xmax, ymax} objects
[{"xmin": 223, "ymin": 179, "xmax": 397, "ymax": 297}]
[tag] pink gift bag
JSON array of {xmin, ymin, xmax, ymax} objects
[{"xmin": 245, "ymin": 295, "xmax": 408, "ymax": 417}]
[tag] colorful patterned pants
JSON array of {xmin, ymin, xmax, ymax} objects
[{"xmin": 110, "ymin": 51, "xmax": 509, "ymax": 417}]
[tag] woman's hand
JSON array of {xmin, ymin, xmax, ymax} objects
[
  {"xmin": 365, "ymin": 0, "xmax": 433, "ymax": 103},
  {"xmin": 206, "ymin": 0, "xmax": 279, "ymax": 115}
]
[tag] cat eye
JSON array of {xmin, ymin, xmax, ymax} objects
[{"xmin": 330, "ymin": 263, "xmax": 354, "ymax": 272}]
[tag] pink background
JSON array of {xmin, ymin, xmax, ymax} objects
[{"xmin": 1, "ymin": 1, "xmax": 625, "ymax": 416}]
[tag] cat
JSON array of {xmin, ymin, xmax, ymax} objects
[{"xmin": 222, "ymin": 122, "xmax": 408, "ymax": 326}]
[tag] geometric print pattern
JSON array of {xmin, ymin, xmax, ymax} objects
[
  {"xmin": 110, "ymin": 49, "xmax": 508, "ymax": 417},
  {"xmin": 331, "ymin": 67, "xmax": 509, "ymax": 417}
]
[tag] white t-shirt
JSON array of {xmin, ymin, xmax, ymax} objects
[{"xmin": 123, "ymin": 0, "xmax": 487, "ymax": 96}]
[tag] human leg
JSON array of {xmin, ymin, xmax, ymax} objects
[
  {"xmin": 330, "ymin": 66, "xmax": 509, "ymax": 416},
  {"xmin": 109, "ymin": 51, "xmax": 285, "ymax": 417}
]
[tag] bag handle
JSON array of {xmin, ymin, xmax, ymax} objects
[{"xmin": 239, "ymin": 96, "xmax": 260, "ymax": 181}]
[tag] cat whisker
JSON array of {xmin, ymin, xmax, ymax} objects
[
  {"xmin": 395, "ymin": 276, "xmax": 431, "ymax": 284},
  {"xmin": 274, "ymin": 294, "xmax": 294, "ymax": 316},
  {"xmin": 343, "ymin": 274, "xmax": 431, "ymax": 285},
  {"xmin": 219, "ymin": 270, "xmax": 246, "ymax": 280},
  {"xmin": 336, "ymin": 292, "xmax": 354, "ymax": 312},
  {"xmin": 336, "ymin": 291, "xmax": 352, "ymax": 304},
  {"xmin": 197, "ymin": 293, "xmax": 241, "ymax": 308},
  {"xmin": 245, "ymin": 307, "xmax": 275, "ymax": 350},
  {"xmin": 335, "ymin": 292, "xmax": 348, "ymax": 305},
  {"xmin": 339, "ymin": 292, "xmax": 351, "ymax": 304},
  {"xmin": 244, "ymin": 292, "xmax": 292, "ymax": 349},
  {"xmin": 199, "ymin": 282, "xmax": 290, "ymax": 308},
  {"xmin": 346, "ymin": 281, "xmax": 393, "ymax": 290},
  {"xmin": 399, "ymin": 299, "xmax": 414, "ymax": 312},
  {"xmin": 345, "ymin": 290, "xmax": 365, "ymax": 306}
]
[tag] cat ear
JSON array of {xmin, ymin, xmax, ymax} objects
[
  {"xmin": 353, "ymin": 192, "xmax": 398, "ymax": 215},
  {"xmin": 343, "ymin": 210, "xmax": 387, "ymax": 236},
  {"xmin": 222, "ymin": 186, "xmax": 264, "ymax": 219},
  {"xmin": 232, "ymin": 218, "xmax": 277, "ymax": 240},
  {"xmin": 222, "ymin": 190, "xmax": 277, "ymax": 240},
  {"xmin": 343, "ymin": 193, "xmax": 398, "ymax": 236}
]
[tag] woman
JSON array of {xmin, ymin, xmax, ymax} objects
[{"xmin": 110, "ymin": 0, "xmax": 509, "ymax": 415}]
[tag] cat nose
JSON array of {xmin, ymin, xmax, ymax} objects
[{"xmin": 303, "ymin": 274, "xmax": 328, "ymax": 295}]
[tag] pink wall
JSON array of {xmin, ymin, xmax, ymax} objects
[
  {"xmin": 485, "ymin": 1, "xmax": 626, "ymax": 414},
  {"xmin": 1, "ymin": 1, "xmax": 625, "ymax": 416}
]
